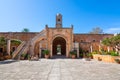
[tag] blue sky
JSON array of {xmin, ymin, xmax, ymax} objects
[{"xmin": 0, "ymin": 0, "xmax": 120, "ymax": 34}]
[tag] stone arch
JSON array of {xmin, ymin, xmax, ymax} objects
[
  {"xmin": 34, "ymin": 39, "xmax": 47, "ymax": 56},
  {"xmin": 51, "ymin": 34, "xmax": 68, "ymax": 44},
  {"xmin": 51, "ymin": 34, "xmax": 68, "ymax": 57},
  {"xmin": 52, "ymin": 37, "xmax": 66, "ymax": 56},
  {"xmin": 30, "ymin": 36, "xmax": 46, "ymax": 56}
]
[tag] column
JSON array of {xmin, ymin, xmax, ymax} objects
[
  {"xmin": 66, "ymin": 44, "xmax": 69, "ymax": 57},
  {"xmin": 7, "ymin": 39, "xmax": 11, "ymax": 55},
  {"xmin": 107, "ymin": 46, "xmax": 110, "ymax": 52},
  {"xmin": 90, "ymin": 45, "xmax": 92, "ymax": 52},
  {"xmin": 46, "ymin": 41, "xmax": 48, "ymax": 49},
  {"xmin": 39, "ymin": 43, "xmax": 42, "ymax": 58},
  {"xmin": 76, "ymin": 42, "xmax": 79, "ymax": 58},
  {"xmin": 77, "ymin": 48, "xmax": 79, "ymax": 58},
  {"xmin": 99, "ymin": 45, "xmax": 101, "ymax": 52},
  {"xmin": 51, "ymin": 44, "xmax": 52, "ymax": 57}
]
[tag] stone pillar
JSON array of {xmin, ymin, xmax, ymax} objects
[
  {"xmin": 107, "ymin": 46, "xmax": 110, "ymax": 52},
  {"xmin": 7, "ymin": 39, "xmax": 11, "ymax": 55},
  {"xmin": 66, "ymin": 44, "xmax": 69, "ymax": 57},
  {"xmin": 39, "ymin": 43, "xmax": 42, "ymax": 58},
  {"xmin": 74, "ymin": 42, "xmax": 79, "ymax": 58},
  {"xmin": 99, "ymin": 45, "xmax": 101, "ymax": 52},
  {"xmin": 90, "ymin": 45, "xmax": 92, "ymax": 52},
  {"xmin": 46, "ymin": 41, "xmax": 48, "ymax": 49},
  {"xmin": 77, "ymin": 48, "xmax": 79, "ymax": 58},
  {"xmin": 30, "ymin": 42, "xmax": 36, "ymax": 57},
  {"xmin": 50, "ymin": 44, "xmax": 52, "ymax": 57}
]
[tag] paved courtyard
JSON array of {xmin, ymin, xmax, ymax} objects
[{"xmin": 0, "ymin": 59, "xmax": 120, "ymax": 80}]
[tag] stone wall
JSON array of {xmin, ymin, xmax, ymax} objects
[
  {"xmin": 0, "ymin": 32, "xmax": 38, "ymax": 41},
  {"xmin": 0, "ymin": 32, "xmax": 114, "ymax": 55},
  {"xmin": 74, "ymin": 34, "xmax": 114, "ymax": 52},
  {"xmin": 46, "ymin": 27, "xmax": 73, "ymax": 57}
]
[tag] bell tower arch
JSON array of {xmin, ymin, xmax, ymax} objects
[{"xmin": 56, "ymin": 13, "xmax": 62, "ymax": 28}]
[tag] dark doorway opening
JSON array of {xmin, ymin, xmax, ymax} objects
[
  {"xmin": 0, "ymin": 48, "xmax": 3, "ymax": 53},
  {"xmin": 52, "ymin": 37, "xmax": 66, "ymax": 56},
  {"xmin": 12, "ymin": 47, "xmax": 16, "ymax": 52}
]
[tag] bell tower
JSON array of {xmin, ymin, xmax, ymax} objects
[{"xmin": 56, "ymin": 13, "xmax": 62, "ymax": 28}]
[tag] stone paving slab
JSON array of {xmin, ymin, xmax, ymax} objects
[{"xmin": 0, "ymin": 59, "xmax": 120, "ymax": 80}]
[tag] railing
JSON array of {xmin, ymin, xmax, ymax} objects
[
  {"xmin": 18, "ymin": 41, "xmax": 30, "ymax": 57},
  {"xmin": 31, "ymin": 30, "xmax": 46, "ymax": 43},
  {"xmin": 12, "ymin": 30, "xmax": 46, "ymax": 59},
  {"xmin": 12, "ymin": 41, "xmax": 26, "ymax": 59}
]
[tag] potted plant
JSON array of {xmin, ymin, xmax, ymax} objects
[
  {"xmin": 43, "ymin": 49, "xmax": 50, "ymax": 59},
  {"xmin": 27, "ymin": 54, "xmax": 31, "ymax": 60},
  {"xmin": 20, "ymin": 53, "xmax": 26, "ymax": 60},
  {"xmin": 70, "ymin": 50, "xmax": 77, "ymax": 59},
  {"xmin": 84, "ymin": 53, "xmax": 91, "ymax": 61}
]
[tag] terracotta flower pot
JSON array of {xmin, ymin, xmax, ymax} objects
[
  {"xmin": 71, "ymin": 55, "xmax": 76, "ymax": 59},
  {"xmin": 20, "ymin": 57, "xmax": 24, "ymax": 60},
  {"xmin": 45, "ymin": 54, "xmax": 49, "ymax": 59}
]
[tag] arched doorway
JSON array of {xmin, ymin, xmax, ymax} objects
[{"xmin": 52, "ymin": 37, "xmax": 66, "ymax": 56}]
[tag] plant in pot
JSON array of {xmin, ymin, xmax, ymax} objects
[
  {"xmin": 26, "ymin": 53, "xmax": 31, "ymax": 60},
  {"xmin": 43, "ymin": 49, "xmax": 50, "ymax": 59},
  {"xmin": 70, "ymin": 50, "xmax": 77, "ymax": 59},
  {"xmin": 85, "ymin": 53, "xmax": 91, "ymax": 61},
  {"xmin": 20, "ymin": 53, "xmax": 26, "ymax": 60}
]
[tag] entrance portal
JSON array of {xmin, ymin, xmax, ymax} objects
[{"xmin": 52, "ymin": 37, "xmax": 66, "ymax": 56}]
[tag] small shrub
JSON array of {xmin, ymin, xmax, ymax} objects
[
  {"xmin": 70, "ymin": 50, "xmax": 77, "ymax": 55},
  {"xmin": 43, "ymin": 49, "xmax": 50, "ymax": 55},
  {"xmin": 91, "ymin": 51, "xmax": 98, "ymax": 54},
  {"xmin": 21, "ymin": 53, "xmax": 26, "ymax": 57},
  {"xmin": 110, "ymin": 51, "xmax": 119, "ymax": 56},
  {"xmin": 101, "ymin": 50, "xmax": 108, "ymax": 55}
]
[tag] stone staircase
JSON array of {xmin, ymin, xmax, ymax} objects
[
  {"xmin": 12, "ymin": 41, "xmax": 26, "ymax": 59},
  {"xmin": 18, "ymin": 41, "xmax": 30, "ymax": 59},
  {"xmin": 12, "ymin": 30, "xmax": 46, "ymax": 60},
  {"xmin": 30, "ymin": 30, "xmax": 46, "ymax": 55},
  {"xmin": 31, "ymin": 30, "xmax": 46, "ymax": 43}
]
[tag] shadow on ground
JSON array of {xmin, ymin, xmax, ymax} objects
[
  {"xmin": 50, "ymin": 55, "xmax": 82, "ymax": 59},
  {"xmin": 0, "ymin": 60, "xmax": 18, "ymax": 64}
]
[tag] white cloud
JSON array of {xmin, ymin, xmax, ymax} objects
[{"xmin": 104, "ymin": 28, "xmax": 120, "ymax": 34}]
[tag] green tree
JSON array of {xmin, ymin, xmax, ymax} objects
[
  {"xmin": 89, "ymin": 27, "xmax": 103, "ymax": 34},
  {"xmin": 102, "ymin": 38, "xmax": 111, "ymax": 46},
  {"xmin": 22, "ymin": 28, "xmax": 29, "ymax": 32},
  {"xmin": 102, "ymin": 34, "xmax": 120, "ymax": 52},
  {"xmin": 0, "ymin": 37, "xmax": 6, "ymax": 46},
  {"xmin": 11, "ymin": 40, "xmax": 21, "ymax": 45}
]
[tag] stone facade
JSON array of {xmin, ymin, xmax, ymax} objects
[
  {"xmin": 0, "ymin": 14, "xmax": 113, "ymax": 58},
  {"xmin": 46, "ymin": 27, "xmax": 73, "ymax": 57}
]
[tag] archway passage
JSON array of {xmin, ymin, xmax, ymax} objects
[{"xmin": 52, "ymin": 37, "xmax": 66, "ymax": 56}]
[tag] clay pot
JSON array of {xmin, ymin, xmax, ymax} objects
[
  {"xmin": 45, "ymin": 54, "xmax": 49, "ymax": 59},
  {"xmin": 71, "ymin": 55, "xmax": 76, "ymax": 59}
]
